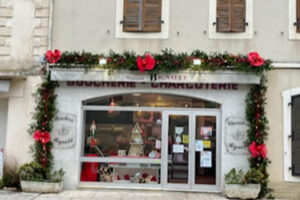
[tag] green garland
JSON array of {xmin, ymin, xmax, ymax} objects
[
  {"xmin": 48, "ymin": 49, "xmax": 272, "ymax": 74},
  {"xmin": 246, "ymin": 75, "xmax": 272, "ymax": 198},
  {"xmin": 28, "ymin": 74, "xmax": 58, "ymax": 173}
]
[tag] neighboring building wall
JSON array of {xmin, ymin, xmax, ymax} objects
[
  {"xmin": 0, "ymin": 0, "xmax": 49, "ymax": 72},
  {"xmin": 0, "ymin": 99, "xmax": 8, "ymax": 149},
  {"xmin": 266, "ymin": 69, "xmax": 300, "ymax": 199},
  {"xmin": 0, "ymin": 0, "xmax": 50, "ymax": 166},
  {"xmin": 0, "ymin": 77, "xmax": 41, "ymax": 166}
]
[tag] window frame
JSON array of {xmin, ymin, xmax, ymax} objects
[
  {"xmin": 282, "ymin": 87, "xmax": 300, "ymax": 182},
  {"xmin": 208, "ymin": 0, "xmax": 253, "ymax": 39},
  {"xmin": 115, "ymin": 0, "xmax": 169, "ymax": 39},
  {"xmin": 289, "ymin": 0, "xmax": 300, "ymax": 40}
]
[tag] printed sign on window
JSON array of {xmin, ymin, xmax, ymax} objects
[
  {"xmin": 182, "ymin": 135, "xmax": 189, "ymax": 144},
  {"xmin": 173, "ymin": 144, "xmax": 184, "ymax": 153},
  {"xmin": 200, "ymin": 127, "xmax": 212, "ymax": 139},
  {"xmin": 200, "ymin": 151, "xmax": 212, "ymax": 168},
  {"xmin": 195, "ymin": 140, "xmax": 203, "ymax": 152}
]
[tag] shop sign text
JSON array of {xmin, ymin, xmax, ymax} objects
[
  {"xmin": 67, "ymin": 81, "xmax": 239, "ymax": 90},
  {"xmin": 225, "ymin": 117, "xmax": 249, "ymax": 154},
  {"xmin": 52, "ymin": 113, "xmax": 76, "ymax": 149}
]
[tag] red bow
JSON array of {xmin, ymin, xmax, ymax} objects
[
  {"xmin": 249, "ymin": 141, "xmax": 267, "ymax": 159},
  {"xmin": 33, "ymin": 130, "xmax": 51, "ymax": 144},
  {"xmin": 46, "ymin": 49, "xmax": 61, "ymax": 64},
  {"xmin": 136, "ymin": 54, "xmax": 155, "ymax": 72}
]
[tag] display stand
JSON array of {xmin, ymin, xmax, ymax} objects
[{"xmin": 128, "ymin": 123, "xmax": 144, "ymax": 156}]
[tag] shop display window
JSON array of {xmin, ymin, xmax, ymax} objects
[
  {"xmin": 83, "ymin": 111, "xmax": 162, "ymax": 159},
  {"xmin": 80, "ymin": 161, "xmax": 160, "ymax": 184}
]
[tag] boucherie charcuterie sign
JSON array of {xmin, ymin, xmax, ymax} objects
[
  {"xmin": 50, "ymin": 69, "xmax": 261, "ymax": 84},
  {"xmin": 67, "ymin": 81, "xmax": 239, "ymax": 90}
]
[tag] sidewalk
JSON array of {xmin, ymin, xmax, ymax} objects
[{"xmin": 0, "ymin": 189, "xmax": 228, "ymax": 200}]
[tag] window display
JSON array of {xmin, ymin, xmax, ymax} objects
[
  {"xmin": 83, "ymin": 110, "xmax": 162, "ymax": 158},
  {"xmin": 80, "ymin": 162, "xmax": 160, "ymax": 184}
]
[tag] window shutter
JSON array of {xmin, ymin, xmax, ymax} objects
[
  {"xmin": 216, "ymin": 0, "xmax": 232, "ymax": 32},
  {"xmin": 292, "ymin": 95, "xmax": 300, "ymax": 176},
  {"xmin": 231, "ymin": 0, "xmax": 246, "ymax": 32},
  {"xmin": 123, "ymin": 0, "xmax": 143, "ymax": 32},
  {"xmin": 143, "ymin": 0, "xmax": 162, "ymax": 32},
  {"xmin": 297, "ymin": 0, "xmax": 300, "ymax": 33}
]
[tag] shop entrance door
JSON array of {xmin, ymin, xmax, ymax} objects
[{"xmin": 161, "ymin": 110, "xmax": 220, "ymax": 192}]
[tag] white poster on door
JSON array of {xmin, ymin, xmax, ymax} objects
[
  {"xmin": 200, "ymin": 151, "xmax": 212, "ymax": 168},
  {"xmin": 173, "ymin": 144, "xmax": 184, "ymax": 153},
  {"xmin": 195, "ymin": 140, "xmax": 204, "ymax": 152}
]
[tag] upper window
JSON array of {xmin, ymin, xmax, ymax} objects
[
  {"xmin": 282, "ymin": 88, "xmax": 300, "ymax": 182},
  {"xmin": 289, "ymin": 0, "xmax": 300, "ymax": 39},
  {"xmin": 123, "ymin": 0, "xmax": 162, "ymax": 32},
  {"xmin": 209, "ymin": 0, "xmax": 253, "ymax": 39},
  {"xmin": 216, "ymin": 0, "xmax": 246, "ymax": 33},
  {"xmin": 115, "ymin": 0, "xmax": 169, "ymax": 39},
  {"xmin": 291, "ymin": 95, "xmax": 300, "ymax": 176}
]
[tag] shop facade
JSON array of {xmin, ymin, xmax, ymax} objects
[{"xmin": 50, "ymin": 69, "xmax": 259, "ymax": 191}]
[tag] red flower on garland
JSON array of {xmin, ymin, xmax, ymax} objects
[
  {"xmin": 33, "ymin": 130, "xmax": 51, "ymax": 144},
  {"xmin": 248, "ymin": 52, "xmax": 264, "ymax": 67},
  {"xmin": 136, "ymin": 54, "xmax": 155, "ymax": 72},
  {"xmin": 46, "ymin": 49, "xmax": 61, "ymax": 64},
  {"xmin": 249, "ymin": 141, "xmax": 267, "ymax": 159}
]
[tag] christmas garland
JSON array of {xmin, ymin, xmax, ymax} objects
[
  {"xmin": 45, "ymin": 49, "xmax": 272, "ymax": 74},
  {"xmin": 246, "ymin": 75, "xmax": 272, "ymax": 198},
  {"xmin": 28, "ymin": 74, "xmax": 58, "ymax": 172}
]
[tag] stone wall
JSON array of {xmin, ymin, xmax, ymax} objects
[{"xmin": 0, "ymin": 0, "xmax": 50, "ymax": 72}]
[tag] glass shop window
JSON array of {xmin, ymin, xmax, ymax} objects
[{"xmin": 83, "ymin": 110, "xmax": 162, "ymax": 159}]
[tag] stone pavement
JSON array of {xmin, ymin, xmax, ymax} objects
[{"xmin": 0, "ymin": 189, "xmax": 228, "ymax": 200}]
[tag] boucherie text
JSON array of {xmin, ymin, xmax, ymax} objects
[{"xmin": 66, "ymin": 81, "xmax": 238, "ymax": 90}]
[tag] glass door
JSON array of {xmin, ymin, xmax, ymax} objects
[
  {"xmin": 161, "ymin": 111, "xmax": 192, "ymax": 190},
  {"xmin": 161, "ymin": 110, "xmax": 220, "ymax": 191}
]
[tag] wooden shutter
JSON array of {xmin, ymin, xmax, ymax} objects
[
  {"xmin": 297, "ymin": 0, "xmax": 300, "ymax": 33},
  {"xmin": 143, "ymin": 0, "xmax": 162, "ymax": 32},
  {"xmin": 231, "ymin": 0, "xmax": 246, "ymax": 32},
  {"xmin": 123, "ymin": 0, "xmax": 143, "ymax": 32},
  {"xmin": 217, "ymin": 0, "xmax": 232, "ymax": 32},
  {"xmin": 292, "ymin": 95, "xmax": 300, "ymax": 176}
]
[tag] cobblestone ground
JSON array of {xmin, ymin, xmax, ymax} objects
[{"xmin": 0, "ymin": 190, "xmax": 229, "ymax": 200}]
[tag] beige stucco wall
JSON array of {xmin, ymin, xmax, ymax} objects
[
  {"xmin": 266, "ymin": 69, "xmax": 300, "ymax": 199},
  {"xmin": 0, "ymin": 76, "xmax": 41, "ymax": 168}
]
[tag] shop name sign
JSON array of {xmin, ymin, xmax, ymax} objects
[
  {"xmin": 225, "ymin": 117, "xmax": 249, "ymax": 154},
  {"xmin": 52, "ymin": 113, "xmax": 76, "ymax": 149},
  {"xmin": 50, "ymin": 69, "xmax": 261, "ymax": 84},
  {"xmin": 67, "ymin": 81, "xmax": 239, "ymax": 90}
]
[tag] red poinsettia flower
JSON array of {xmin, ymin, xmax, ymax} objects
[
  {"xmin": 248, "ymin": 52, "xmax": 264, "ymax": 67},
  {"xmin": 256, "ymin": 143, "xmax": 267, "ymax": 159},
  {"xmin": 46, "ymin": 49, "xmax": 61, "ymax": 64},
  {"xmin": 249, "ymin": 141, "xmax": 260, "ymax": 158},
  {"xmin": 137, "ymin": 54, "xmax": 155, "ymax": 72},
  {"xmin": 33, "ymin": 130, "xmax": 51, "ymax": 144}
]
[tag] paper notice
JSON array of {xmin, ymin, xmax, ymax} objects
[
  {"xmin": 195, "ymin": 140, "xmax": 203, "ymax": 152},
  {"xmin": 173, "ymin": 144, "xmax": 184, "ymax": 153},
  {"xmin": 200, "ymin": 151, "xmax": 212, "ymax": 168}
]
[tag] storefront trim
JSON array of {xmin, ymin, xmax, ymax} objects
[{"xmin": 50, "ymin": 68, "xmax": 261, "ymax": 84}]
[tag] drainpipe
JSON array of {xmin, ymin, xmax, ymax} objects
[{"xmin": 47, "ymin": 0, "xmax": 54, "ymax": 50}]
